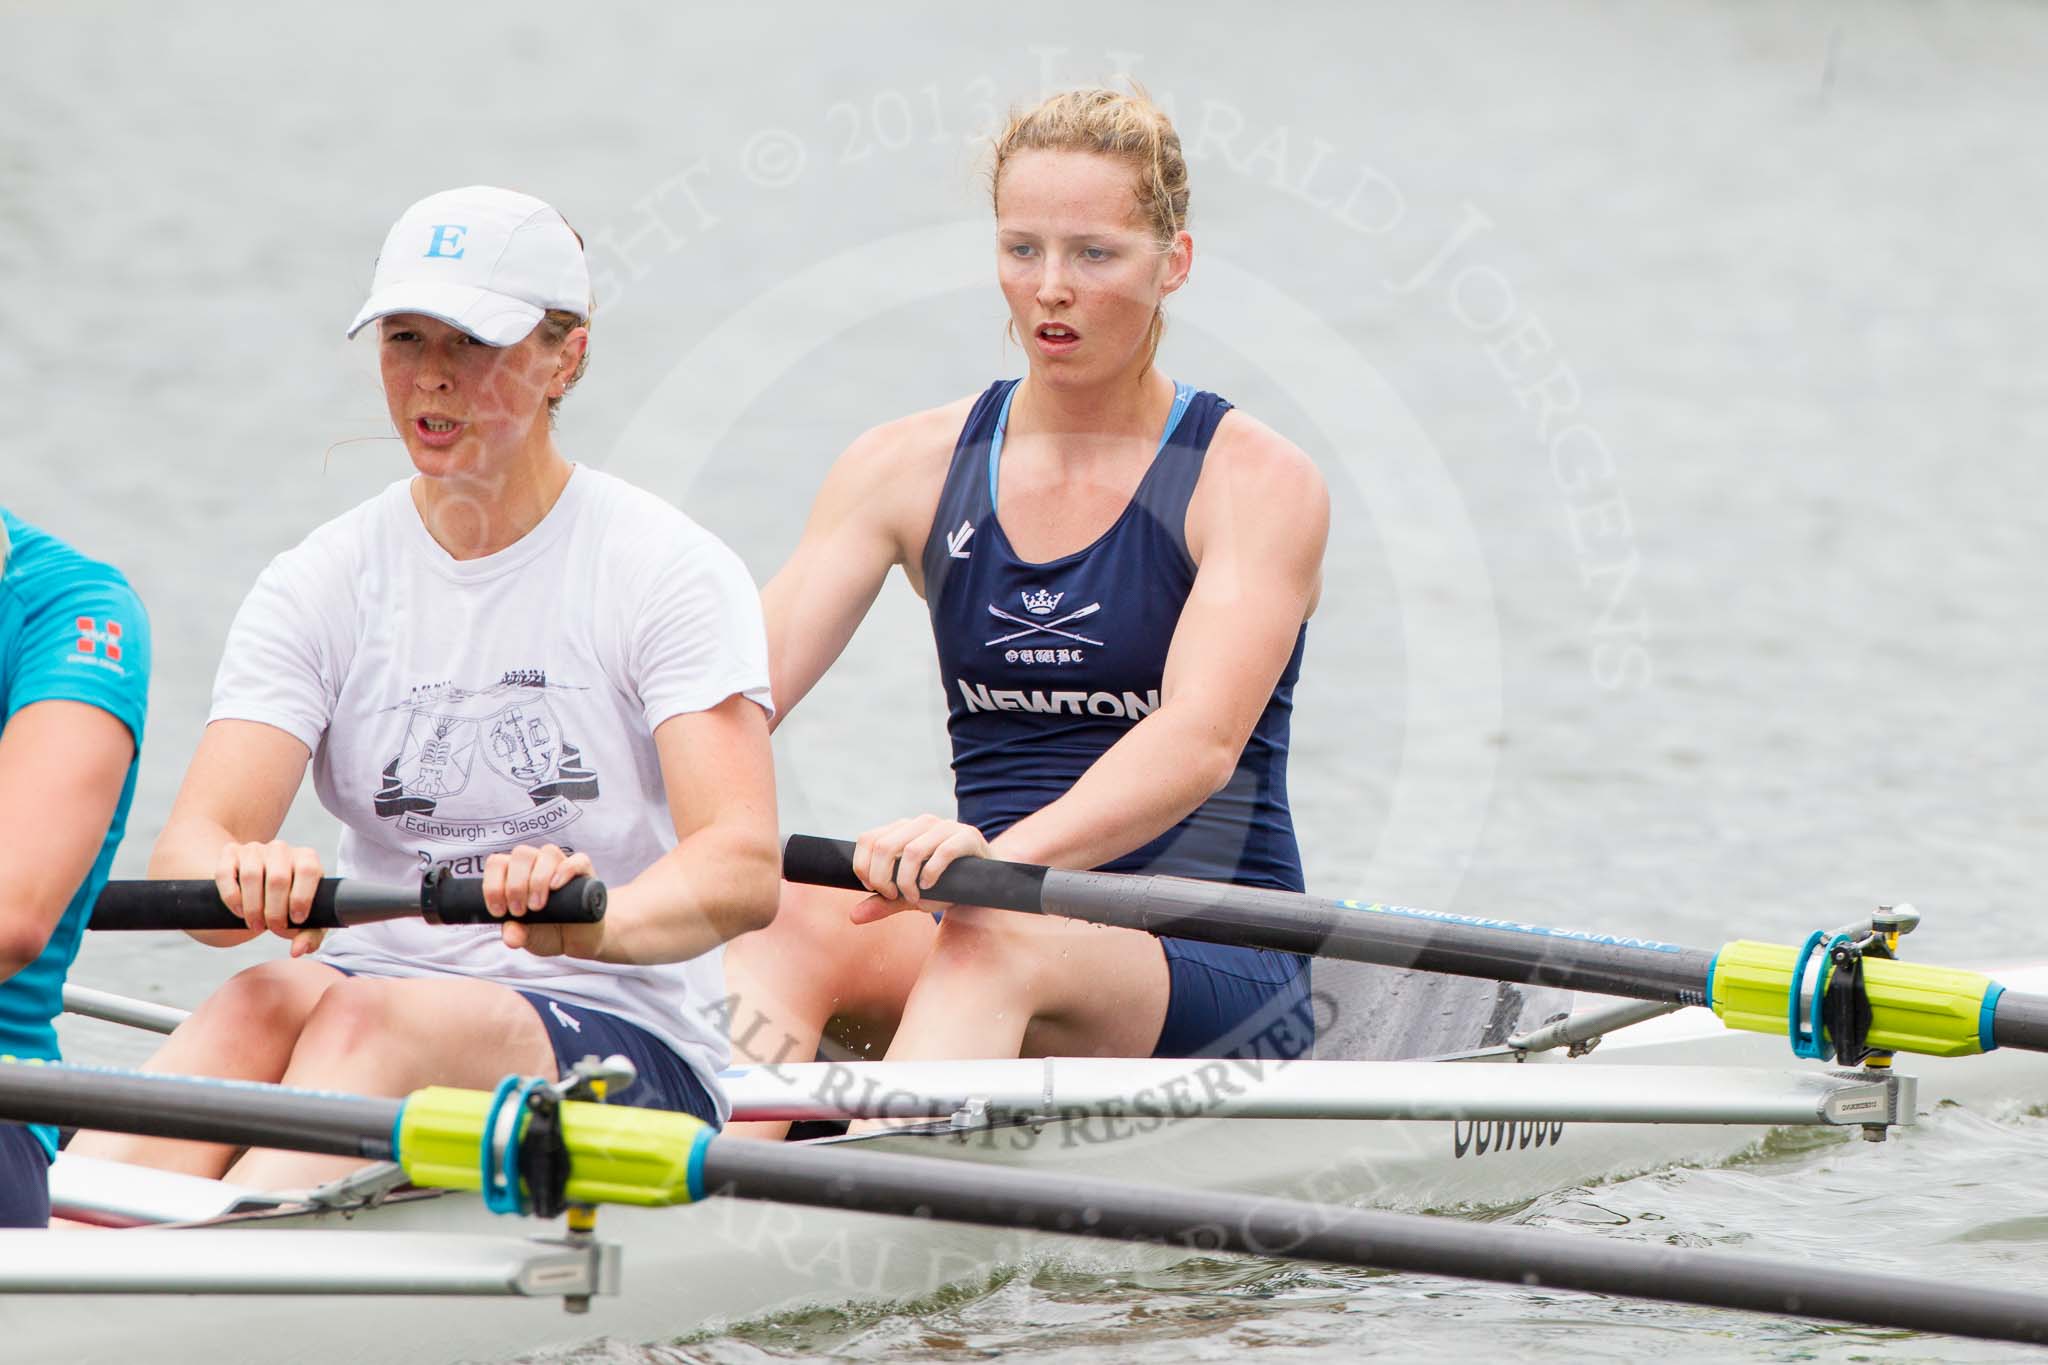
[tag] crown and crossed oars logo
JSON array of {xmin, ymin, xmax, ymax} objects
[{"xmin": 985, "ymin": 589, "xmax": 1105, "ymax": 648}]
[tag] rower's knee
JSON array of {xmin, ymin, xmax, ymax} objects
[
  {"xmin": 186, "ymin": 959, "xmax": 329, "ymax": 1038},
  {"xmin": 288, "ymin": 978, "xmax": 404, "ymax": 1069},
  {"xmin": 924, "ymin": 910, "xmax": 1040, "ymax": 996}
]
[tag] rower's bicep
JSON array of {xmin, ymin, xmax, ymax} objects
[
  {"xmin": 651, "ymin": 696, "xmax": 776, "ymax": 844},
  {"xmin": 155, "ymin": 719, "xmax": 312, "ymax": 860},
  {"xmin": 1160, "ymin": 440, "xmax": 1327, "ymax": 727}
]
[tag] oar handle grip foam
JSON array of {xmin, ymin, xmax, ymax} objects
[{"xmin": 90, "ymin": 873, "xmax": 607, "ymax": 931}]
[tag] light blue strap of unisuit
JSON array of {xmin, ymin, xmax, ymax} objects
[
  {"xmin": 986, "ymin": 380, "xmax": 1197, "ymax": 509},
  {"xmin": 985, "ymin": 382, "xmax": 1021, "ymax": 509},
  {"xmin": 1158, "ymin": 380, "xmax": 1196, "ymax": 452}
]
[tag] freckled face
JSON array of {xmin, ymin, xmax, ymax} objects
[
  {"xmin": 995, "ymin": 150, "xmax": 1189, "ymax": 386},
  {"xmin": 377, "ymin": 314, "xmax": 563, "ymax": 477}
]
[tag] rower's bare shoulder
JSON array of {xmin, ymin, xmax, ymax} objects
[
  {"xmin": 830, "ymin": 397, "xmax": 974, "ymax": 490},
  {"xmin": 1200, "ymin": 410, "xmax": 1330, "ymax": 525},
  {"xmin": 814, "ymin": 397, "xmax": 975, "ymax": 555}
]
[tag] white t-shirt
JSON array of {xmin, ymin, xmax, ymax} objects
[{"xmin": 210, "ymin": 466, "xmax": 771, "ymax": 1109}]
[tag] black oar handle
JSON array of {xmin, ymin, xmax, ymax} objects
[
  {"xmin": 90, "ymin": 873, "xmax": 607, "ymax": 931},
  {"xmin": 781, "ymin": 835, "xmax": 1048, "ymax": 912},
  {"xmin": 89, "ymin": 880, "xmax": 339, "ymax": 931},
  {"xmin": 421, "ymin": 868, "xmax": 607, "ymax": 925}
]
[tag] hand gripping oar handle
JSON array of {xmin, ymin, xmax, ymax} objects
[
  {"xmin": 421, "ymin": 868, "xmax": 607, "ymax": 926},
  {"xmin": 89, "ymin": 871, "xmax": 607, "ymax": 931},
  {"xmin": 781, "ymin": 834, "xmax": 1048, "ymax": 911}
]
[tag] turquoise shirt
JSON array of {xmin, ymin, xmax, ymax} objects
[{"xmin": 0, "ymin": 509, "xmax": 150, "ymax": 1157}]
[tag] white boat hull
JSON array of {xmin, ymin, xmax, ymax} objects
[{"xmin": 10, "ymin": 972, "xmax": 2048, "ymax": 1365}]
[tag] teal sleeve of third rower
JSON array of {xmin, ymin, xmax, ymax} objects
[
  {"xmin": 3, "ymin": 564, "xmax": 152, "ymax": 743},
  {"xmin": 0, "ymin": 514, "xmax": 153, "ymax": 1157}
]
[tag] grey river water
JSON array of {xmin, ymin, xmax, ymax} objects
[{"xmin": 6, "ymin": 1, "xmax": 2048, "ymax": 1360}]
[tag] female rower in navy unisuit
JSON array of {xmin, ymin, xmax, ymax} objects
[
  {"xmin": 725, "ymin": 87, "xmax": 1328, "ymax": 1135},
  {"xmin": 0, "ymin": 511, "xmax": 152, "ymax": 1224},
  {"xmin": 71, "ymin": 186, "xmax": 779, "ymax": 1189}
]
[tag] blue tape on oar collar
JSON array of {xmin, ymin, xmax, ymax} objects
[
  {"xmin": 1980, "ymin": 981, "xmax": 2006, "ymax": 1053},
  {"xmin": 480, "ymin": 1075, "xmax": 547, "ymax": 1215},
  {"xmin": 685, "ymin": 1121, "xmax": 715, "ymax": 1204},
  {"xmin": 1788, "ymin": 931, "xmax": 1848, "ymax": 1060}
]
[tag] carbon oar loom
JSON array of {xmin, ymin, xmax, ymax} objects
[{"xmin": 782, "ymin": 835, "xmax": 2048, "ymax": 1064}]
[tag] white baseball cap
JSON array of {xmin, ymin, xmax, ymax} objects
[{"xmin": 345, "ymin": 186, "xmax": 591, "ymax": 346}]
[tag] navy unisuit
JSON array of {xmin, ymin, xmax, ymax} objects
[{"xmin": 920, "ymin": 379, "xmax": 1314, "ymax": 1059}]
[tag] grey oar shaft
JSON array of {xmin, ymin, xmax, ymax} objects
[
  {"xmin": 0, "ymin": 1062, "xmax": 397, "ymax": 1160},
  {"xmin": 781, "ymin": 837, "xmax": 1716, "ymax": 1006},
  {"xmin": 699, "ymin": 1138, "xmax": 2048, "ymax": 1346},
  {"xmin": 1049, "ymin": 871, "xmax": 1718, "ymax": 1004},
  {"xmin": 1993, "ymin": 991, "xmax": 2048, "ymax": 1051}
]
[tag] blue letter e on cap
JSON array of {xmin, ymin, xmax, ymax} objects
[{"xmin": 424, "ymin": 224, "xmax": 468, "ymax": 259}]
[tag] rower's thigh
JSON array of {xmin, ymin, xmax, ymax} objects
[
  {"xmin": 285, "ymin": 975, "xmax": 556, "ymax": 1093},
  {"xmin": 928, "ymin": 908, "xmax": 1171, "ymax": 1058},
  {"xmin": 726, "ymin": 882, "xmax": 937, "ymax": 1025}
]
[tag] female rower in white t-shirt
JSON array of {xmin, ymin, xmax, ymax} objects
[{"xmin": 71, "ymin": 187, "xmax": 778, "ymax": 1190}]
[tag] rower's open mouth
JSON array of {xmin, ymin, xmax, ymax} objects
[
  {"xmin": 415, "ymin": 415, "xmax": 465, "ymax": 443},
  {"xmin": 1035, "ymin": 323, "xmax": 1079, "ymax": 342}
]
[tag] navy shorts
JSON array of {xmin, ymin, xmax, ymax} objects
[
  {"xmin": 1154, "ymin": 940, "xmax": 1315, "ymax": 1061},
  {"xmin": 0, "ymin": 1123, "xmax": 51, "ymax": 1229},
  {"xmin": 513, "ymin": 990, "xmax": 720, "ymax": 1125},
  {"xmin": 322, "ymin": 966, "xmax": 719, "ymax": 1125}
]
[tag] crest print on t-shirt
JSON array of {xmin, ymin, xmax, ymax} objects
[{"xmin": 372, "ymin": 672, "xmax": 601, "ymax": 846}]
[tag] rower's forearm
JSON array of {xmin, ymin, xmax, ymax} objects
[
  {"xmin": 149, "ymin": 815, "xmax": 261, "ymax": 946},
  {"xmin": 147, "ymin": 815, "xmax": 238, "ymax": 880},
  {"xmin": 598, "ymin": 825, "xmax": 779, "ymax": 964},
  {"xmin": 990, "ymin": 713, "xmax": 1236, "ymax": 872}
]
